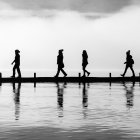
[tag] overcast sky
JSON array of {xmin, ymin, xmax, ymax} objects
[
  {"xmin": 0, "ymin": 0, "xmax": 130, "ymax": 12},
  {"xmin": 0, "ymin": 0, "xmax": 138, "ymax": 17},
  {"xmin": 0, "ymin": 0, "xmax": 140, "ymax": 76}
]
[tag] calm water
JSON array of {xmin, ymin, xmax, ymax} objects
[{"xmin": 0, "ymin": 82, "xmax": 140, "ymax": 140}]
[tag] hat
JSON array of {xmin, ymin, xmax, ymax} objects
[
  {"xmin": 59, "ymin": 49, "xmax": 63, "ymax": 52},
  {"xmin": 15, "ymin": 49, "xmax": 20, "ymax": 53}
]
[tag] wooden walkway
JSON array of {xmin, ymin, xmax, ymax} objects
[{"xmin": 0, "ymin": 76, "xmax": 139, "ymax": 83}]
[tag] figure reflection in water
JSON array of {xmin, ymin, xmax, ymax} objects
[
  {"xmin": 82, "ymin": 82, "xmax": 89, "ymax": 119},
  {"xmin": 82, "ymin": 82, "xmax": 88, "ymax": 108},
  {"xmin": 123, "ymin": 82, "xmax": 135, "ymax": 109},
  {"xmin": 56, "ymin": 82, "xmax": 66, "ymax": 117},
  {"xmin": 13, "ymin": 82, "xmax": 21, "ymax": 120}
]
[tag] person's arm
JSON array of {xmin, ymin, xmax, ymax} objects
[
  {"xmin": 57, "ymin": 55, "xmax": 59, "ymax": 64},
  {"xmin": 11, "ymin": 60, "xmax": 15, "ymax": 65}
]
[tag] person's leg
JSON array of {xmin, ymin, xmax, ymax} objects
[
  {"xmin": 82, "ymin": 66, "xmax": 86, "ymax": 77},
  {"xmin": 17, "ymin": 66, "xmax": 21, "ymax": 77},
  {"xmin": 130, "ymin": 66, "xmax": 135, "ymax": 77},
  {"xmin": 12, "ymin": 65, "xmax": 16, "ymax": 77},
  {"xmin": 121, "ymin": 65, "xmax": 128, "ymax": 77},
  {"xmin": 61, "ymin": 68, "xmax": 67, "ymax": 77},
  {"xmin": 55, "ymin": 66, "xmax": 61, "ymax": 77},
  {"xmin": 85, "ymin": 69, "xmax": 90, "ymax": 76}
]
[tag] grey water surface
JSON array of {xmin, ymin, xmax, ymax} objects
[{"xmin": 0, "ymin": 82, "xmax": 140, "ymax": 140}]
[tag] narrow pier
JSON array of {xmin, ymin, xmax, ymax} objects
[{"xmin": 0, "ymin": 72, "xmax": 139, "ymax": 83}]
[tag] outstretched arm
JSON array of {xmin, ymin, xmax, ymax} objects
[
  {"xmin": 11, "ymin": 60, "xmax": 15, "ymax": 65},
  {"xmin": 124, "ymin": 62, "xmax": 127, "ymax": 64}
]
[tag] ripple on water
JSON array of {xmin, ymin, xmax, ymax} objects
[{"xmin": 0, "ymin": 82, "xmax": 140, "ymax": 139}]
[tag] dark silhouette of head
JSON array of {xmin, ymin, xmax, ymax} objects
[
  {"xmin": 59, "ymin": 49, "xmax": 63, "ymax": 54},
  {"xmin": 126, "ymin": 50, "xmax": 130, "ymax": 55},
  {"xmin": 83, "ymin": 50, "xmax": 87, "ymax": 54},
  {"xmin": 15, "ymin": 49, "xmax": 20, "ymax": 54}
]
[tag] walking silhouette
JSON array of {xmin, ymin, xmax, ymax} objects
[
  {"xmin": 11, "ymin": 50, "xmax": 21, "ymax": 78},
  {"xmin": 121, "ymin": 50, "xmax": 135, "ymax": 77},
  {"xmin": 55, "ymin": 49, "xmax": 67, "ymax": 77},
  {"xmin": 82, "ymin": 50, "xmax": 90, "ymax": 77}
]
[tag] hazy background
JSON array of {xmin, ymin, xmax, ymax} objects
[{"xmin": 0, "ymin": 0, "xmax": 140, "ymax": 76}]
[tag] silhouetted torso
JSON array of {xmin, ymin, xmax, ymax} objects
[
  {"xmin": 57, "ymin": 52, "xmax": 64, "ymax": 68},
  {"xmin": 126, "ymin": 54, "xmax": 133, "ymax": 67},
  {"xmin": 15, "ymin": 53, "xmax": 20, "ymax": 66},
  {"xmin": 82, "ymin": 52, "xmax": 88, "ymax": 67}
]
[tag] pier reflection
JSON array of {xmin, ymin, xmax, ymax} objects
[
  {"xmin": 56, "ymin": 82, "xmax": 66, "ymax": 117},
  {"xmin": 13, "ymin": 82, "xmax": 21, "ymax": 120},
  {"xmin": 123, "ymin": 82, "xmax": 135, "ymax": 109}
]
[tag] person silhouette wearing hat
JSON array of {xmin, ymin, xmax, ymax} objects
[
  {"xmin": 11, "ymin": 50, "xmax": 21, "ymax": 78},
  {"xmin": 121, "ymin": 50, "xmax": 135, "ymax": 77},
  {"xmin": 82, "ymin": 50, "xmax": 90, "ymax": 77},
  {"xmin": 55, "ymin": 49, "xmax": 67, "ymax": 77}
]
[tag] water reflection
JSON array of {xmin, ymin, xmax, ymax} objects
[
  {"xmin": 56, "ymin": 82, "xmax": 66, "ymax": 117},
  {"xmin": 82, "ymin": 83, "xmax": 89, "ymax": 119},
  {"xmin": 13, "ymin": 82, "xmax": 21, "ymax": 120},
  {"xmin": 123, "ymin": 82, "xmax": 135, "ymax": 109},
  {"xmin": 82, "ymin": 83, "xmax": 88, "ymax": 108}
]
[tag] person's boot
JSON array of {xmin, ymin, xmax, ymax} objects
[
  {"xmin": 120, "ymin": 74, "xmax": 124, "ymax": 77},
  {"xmin": 87, "ymin": 72, "xmax": 90, "ymax": 77},
  {"xmin": 64, "ymin": 73, "xmax": 67, "ymax": 77}
]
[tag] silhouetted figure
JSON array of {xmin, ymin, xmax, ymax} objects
[
  {"xmin": 13, "ymin": 82, "xmax": 21, "ymax": 120},
  {"xmin": 55, "ymin": 49, "xmax": 67, "ymax": 77},
  {"xmin": 123, "ymin": 82, "xmax": 135, "ymax": 109},
  {"xmin": 11, "ymin": 50, "xmax": 21, "ymax": 78},
  {"xmin": 121, "ymin": 50, "xmax": 135, "ymax": 77},
  {"xmin": 82, "ymin": 50, "xmax": 90, "ymax": 77}
]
